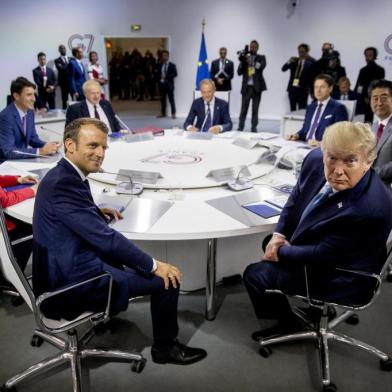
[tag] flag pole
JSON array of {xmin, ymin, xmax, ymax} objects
[{"xmin": 201, "ymin": 18, "xmax": 206, "ymax": 33}]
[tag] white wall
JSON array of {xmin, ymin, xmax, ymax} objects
[{"xmin": 1, "ymin": 0, "xmax": 392, "ymax": 118}]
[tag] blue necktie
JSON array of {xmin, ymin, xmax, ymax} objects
[
  {"xmin": 300, "ymin": 185, "xmax": 332, "ymax": 222},
  {"xmin": 202, "ymin": 103, "xmax": 212, "ymax": 132},
  {"xmin": 307, "ymin": 103, "xmax": 323, "ymax": 140}
]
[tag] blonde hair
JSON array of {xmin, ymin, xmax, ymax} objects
[
  {"xmin": 321, "ymin": 121, "xmax": 377, "ymax": 163},
  {"xmin": 82, "ymin": 79, "xmax": 101, "ymax": 95},
  {"xmin": 199, "ymin": 79, "xmax": 216, "ymax": 91}
]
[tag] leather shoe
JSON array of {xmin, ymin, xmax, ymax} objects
[
  {"xmin": 171, "ymin": 114, "xmax": 177, "ymax": 119},
  {"xmin": 151, "ymin": 340, "xmax": 207, "ymax": 365},
  {"xmin": 157, "ymin": 114, "xmax": 166, "ymax": 118}
]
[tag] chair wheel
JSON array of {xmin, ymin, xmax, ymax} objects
[
  {"xmin": 386, "ymin": 273, "xmax": 392, "ymax": 283},
  {"xmin": 30, "ymin": 335, "xmax": 44, "ymax": 347},
  {"xmin": 131, "ymin": 358, "xmax": 146, "ymax": 373},
  {"xmin": 11, "ymin": 296, "xmax": 24, "ymax": 307},
  {"xmin": 345, "ymin": 314, "xmax": 359, "ymax": 325},
  {"xmin": 323, "ymin": 382, "xmax": 337, "ymax": 391},
  {"xmin": 327, "ymin": 306, "xmax": 337, "ymax": 321},
  {"xmin": 380, "ymin": 357, "xmax": 392, "ymax": 371},
  {"xmin": 258, "ymin": 346, "xmax": 272, "ymax": 358},
  {"xmin": 0, "ymin": 384, "xmax": 17, "ymax": 392}
]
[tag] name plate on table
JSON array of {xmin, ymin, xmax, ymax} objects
[
  {"xmin": 207, "ymin": 165, "xmax": 251, "ymax": 182},
  {"xmin": 184, "ymin": 131, "xmax": 213, "ymax": 140},
  {"xmin": 124, "ymin": 132, "xmax": 154, "ymax": 143},
  {"xmin": 232, "ymin": 137, "xmax": 259, "ymax": 149},
  {"xmin": 117, "ymin": 169, "xmax": 162, "ymax": 184},
  {"xmin": 250, "ymin": 132, "xmax": 279, "ymax": 141}
]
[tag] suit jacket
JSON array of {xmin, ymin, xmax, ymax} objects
[
  {"xmin": 67, "ymin": 58, "xmax": 86, "ymax": 97},
  {"xmin": 0, "ymin": 103, "xmax": 46, "ymax": 162},
  {"xmin": 275, "ymin": 148, "xmax": 392, "ymax": 302},
  {"xmin": 32, "ymin": 158, "xmax": 154, "ymax": 319},
  {"xmin": 32, "ymin": 66, "xmax": 56, "ymax": 92},
  {"xmin": 65, "ymin": 99, "xmax": 121, "ymax": 133},
  {"xmin": 332, "ymin": 89, "xmax": 362, "ymax": 114},
  {"xmin": 54, "ymin": 56, "xmax": 71, "ymax": 86},
  {"xmin": 372, "ymin": 117, "xmax": 392, "ymax": 188},
  {"xmin": 281, "ymin": 56, "xmax": 316, "ymax": 92},
  {"xmin": 237, "ymin": 54, "xmax": 267, "ymax": 95},
  {"xmin": 355, "ymin": 61, "xmax": 385, "ymax": 100},
  {"xmin": 210, "ymin": 58, "xmax": 234, "ymax": 91},
  {"xmin": 183, "ymin": 97, "xmax": 232, "ymax": 132},
  {"xmin": 297, "ymin": 98, "xmax": 348, "ymax": 141},
  {"xmin": 156, "ymin": 62, "xmax": 177, "ymax": 91}
]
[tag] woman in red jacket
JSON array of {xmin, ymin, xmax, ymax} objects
[{"xmin": 0, "ymin": 174, "xmax": 38, "ymax": 286}]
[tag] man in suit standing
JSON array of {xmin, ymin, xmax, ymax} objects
[
  {"xmin": 54, "ymin": 44, "xmax": 71, "ymax": 109},
  {"xmin": 65, "ymin": 80, "xmax": 127, "ymax": 133},
  {"xmin": 210, "ymin": 47, "xmax": 234, "ymax": 92},
  {"xmin": 288, "ymin": 74, "xmax": 348, "ymax": 146},
  {"xmin": 282, "ymin": 43, "xmax": 315, "ymax": 111},
  {"xmin": 369, "ymin": 79, "xmax": 392, "ymax": 189},
  {"xmin": 184, "ymin": 79, "xmax": 232, "ymax": 133},
  {"xmin": 243, "ymin": 122, "xmax": 392, "ymax": 340},
  {"xmin": 0, "ymin": 77, "xmax": 60, "ymax": 162},
  {"xmin": 237, "ymin": 40, "xmax": 267, "ymax": 132},
  {"xmin": 32, "ymin": 118, "xmax": 207, "ymax": 365},
  {"xmin": 355, "ymin": 47, "xmax": 385, "ymax": 123},
  {"xmin": 68, "ymin": 47, "xmax": 86, "ymax": 101},
  {"xmin": 157, "ymin": 50, "xmax": 177, "ymax": 119},
  {"xmin": 32, "ymin": 52, "xmax": 56, "ymax": 110}
]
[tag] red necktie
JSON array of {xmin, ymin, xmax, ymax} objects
[
  {"xmin": 41, "ymin": 67, "xmax": 46, "ymax": 76},
  {"xmin": 377, "ymin": 123, "xmax": 385, "ymax": 143},
  {"xmin": 94, "ymin": 105, "xmax": 100, "ymax": 119}
]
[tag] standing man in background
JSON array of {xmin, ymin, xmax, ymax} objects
[
  {"xmin": 68, "ymin": 47, "xmax": 86, "ymax": 101},
  {"xmin": 237, "ymin": 40, "xmax": 267, "ymax": 132},
  {"xmin": 32, "ymin": 52, "xmax": 56, "ymax": 110},
  {"xmin": 282, "ymin": 43, "xmax": 315, "ymax": 111},
  {"xmin": 355, "ymin": 47, "xmax": 385, "ymax": 123},
  {"xmin": 54, "ymin": 44, "xmax": 71, "ymax": 109},
  {"xmin": 210, "ymin": 47, "xmax": 234, "ymax": 92},
  {"xmin": 157, "ymin": 50, "xmax": 177, "ymax": 119}
]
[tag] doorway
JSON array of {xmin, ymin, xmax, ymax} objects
[{"xmin": 104, "ymin": 37, "xmax": 168, "ymax": 116}]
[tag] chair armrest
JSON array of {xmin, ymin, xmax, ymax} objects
[
  {"xmin": 10, "ymin": 234, "xmax": 33, "ymax": 246},
  {"xmin": 35, "ymin": 272, "xmax": 113, "ymax": 333}
]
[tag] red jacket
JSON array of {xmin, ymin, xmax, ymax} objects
[{"xmin": 0, "ymin": 175, "xmax": 35, "ymax": 231}]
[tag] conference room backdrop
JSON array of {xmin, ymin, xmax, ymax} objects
[{"xmin": 1, "ymin": 0, "xmax": 391, "ymax": 119}]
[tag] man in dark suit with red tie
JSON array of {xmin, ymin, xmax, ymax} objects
[
  {"xmin": 243, "ymin": 122, "xmax": 392, "ymax": 340},
  {"xmin": 68, "ymin": 47, "xmax": 86, "ymax": 101},
  {"xmin": 0, "ymin": 77, "xmax": 60, "ymax": 162},
  {"xmin": 156, "ymin": 50, "xmax": 177, "ymax": 119},
  {"xmin": 210, "ymin": 47, "xmax": 234, "ymax": 92},
  {"xmin": 33, "ymin": 117, "xmax": 207, "ymax": 365},
  {"xmin": 54, "ymin": 44, "xmax": 71, "ymax": 109},
  {"xmin": 32, "ymin": 52, "xmax": 56, "ymax": 110},
  {"xmin": 65, "ymin": 80, "xmax": 124, "ymax": 133}
]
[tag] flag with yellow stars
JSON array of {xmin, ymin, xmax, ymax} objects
[{"xmin": 196, "ymin": 32, "xmax": 210, "ymax": 89}]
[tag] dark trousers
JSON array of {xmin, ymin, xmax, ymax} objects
[
  {"xmin": 364, "ymin": 100, "xmax": 374, "ymax": 123},
  {"xmin": 38, "ymin": 89, "xmax": 55, "ymax": 110},
  {"xmin": 288, "ymin": 87, "xmax": 308, "ymax": 111},
  {"xmin": 238, "ymin": 86, "xmax": 262, "ymax": 131},
  {"xmin": 159, "ymin": 83, "xmax": 176, "ymax": 116},
  {"xmin": 59, "ymin": 83, "xmax": 70, "ymax": 109},
  {"xmin": 123, "ymin": 267, "xmax": 179, "ymax": 348}
]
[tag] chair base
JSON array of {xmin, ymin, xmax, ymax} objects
[
  {"xmin": 1, "ymin": 328, "xmax": 145, "ymax": 392},
  {"xmin": 258, "ymin": 308, "xmax": 391, "ymax": 390}
]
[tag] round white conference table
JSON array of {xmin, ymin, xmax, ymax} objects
[{"xmin": 3, "ymin": 129, "xmax": 310, "ymax": 320}]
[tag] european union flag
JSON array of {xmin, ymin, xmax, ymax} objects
[{"xmin": 196, "ymin": 33, "xmax": 210, "ymax": 90}]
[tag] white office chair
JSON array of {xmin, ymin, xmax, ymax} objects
[
  {"xmin": 257, "ymin": 247, "xmax": 392, "ymax": 392},
  {"xmin": 0, "ymin": 206, "xmax": 145, "ymax": 392},
  {"xmin": 337, "ymin": 99, "xmax": 357, "ymax": 121}
]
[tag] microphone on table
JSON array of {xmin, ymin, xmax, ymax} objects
[
  {"xmin": 11, "ymin": 150, "xmax": 53, "ymax": 159},
  {"xmin": 114, "ymin": 115, "xmax": 132, "ymax": 133},
  {"xmin": 40, "ymin": 126, "xmax": 62, "ymax": 136},
  {"xmin": 98, "ymin": 168, "xmax": 143, "ymax": 196},
  {"xmin": 227, "ymin": 149, "xmax": 276, "ymax": 192}
]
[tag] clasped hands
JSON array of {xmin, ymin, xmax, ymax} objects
[
  {"xmin": 263, "ymin": 234, "xmax": 290, "ymax": 262},
  {"xmin": 187, "ymin": 125, "xmax": 221, "ymax": 134},
  {"xmin": 154, "ymin": 260, "xmax": 182, "ymax": 289}
]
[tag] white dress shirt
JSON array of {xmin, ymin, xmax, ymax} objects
[{"xmin": 86, "ymin": 100, "xmax": 112, "ymax": 132}]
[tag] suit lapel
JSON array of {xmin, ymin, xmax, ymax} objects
[
  {"xmin": 316, "ymin": 100, "xmax": 332, "ymax": 131},
  {"xmin": 81, "ymin": 101, "xmax": 90, "ymax": 117},
  {"xmin": 376, "ymin": 118, "xmax": 392, "ymax": 154},
  {"xmin": 11, "ymin": 104, "xmax": 27, "ymax": 140}
]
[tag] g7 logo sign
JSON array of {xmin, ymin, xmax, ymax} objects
[
  {"xmin": 384, "ymin": 34, "xmax": 392, "ymax": 55},
  {"xmin": 68, "ymin": 34, "xmax": 95, "ymax": 54}
]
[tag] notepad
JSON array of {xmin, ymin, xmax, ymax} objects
[
  {"xmin": 108, "ymin": 132, "xmax": 123, "ymax": 138},
  {"xmin": 4, "ymin": 184, "xmax": 33, "ymax": 192},
  {"xmin": 97, "ymin": 203, "xmax": 125, "ymax": 213},
  {"xmin": 242, "ymin": 203, "xmax": 281, "ymax": 218}
]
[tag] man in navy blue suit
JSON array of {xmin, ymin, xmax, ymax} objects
[
  {"xmin": 0, "ymin": 77, "xmax": 60, "ymax": 162},
  {"xmin": 65, "ymin": 80, "xmax": 126, "ymax": 133},
  {"xmin": 32, "ymin": 118, "xmax": 207, "ymax": 365},
  {"xmin": 210, "ymin": 47, "xmax": 234, "ymax": 92},
  {"xmin": 32, "ymin": 52, "xmax": 57, "ymax": 110},
  {"xmin": 184, "ymin": 79, "xmax": 232, "ymax": 134},
  {"xmin": 68, "ymin": 47, "xmax": 86, "ymax": 101},
  {"xmin": 288, "ymin": 74, "xmax": 348, "ymax": 146},
  {"xmin": 243, "ymin": 121, "xmax": 392, "ymax": 340}
]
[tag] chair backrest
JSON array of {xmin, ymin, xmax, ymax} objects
[
  {"xmin": 337, "ymin": 99, "xmax": 356, "ymax": 121},
  {"xmin": 193, "ymin": 90, "xmax": 230, "ymax": 103},
  {"xmin": 0, "ymin": 207, "xmax": 35, "ymax": 311}
]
